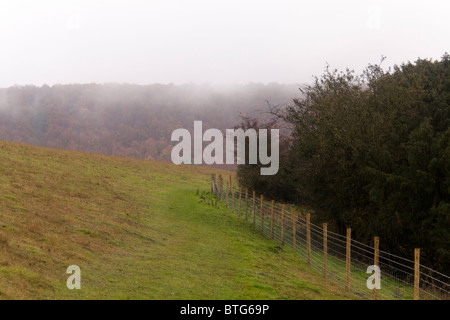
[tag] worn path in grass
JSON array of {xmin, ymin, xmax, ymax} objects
[{"xmin": 0, "ymin": 140, "xmax": 353, "ymax": 299}]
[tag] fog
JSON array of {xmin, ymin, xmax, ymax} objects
[{"xmin": 0, "ymin": 0, "xmax": 448, "ymax": 88}]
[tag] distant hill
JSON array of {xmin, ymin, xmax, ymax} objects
[{"xmin": 0, "ymin": 83, "xmax": 300, "ymax": 162}]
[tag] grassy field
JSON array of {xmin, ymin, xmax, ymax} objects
[{"xmin": 0, "ymin": 139, "xmax": 355, "ymax": 299}]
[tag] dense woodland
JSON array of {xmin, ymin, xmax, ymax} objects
[
  {"xmin": 0, "ymin": 83, "xmax": 298, "ymax": 162},
  {"xmin": 237, "ymin": 54, "xmax": 450, "ymax": 275}
]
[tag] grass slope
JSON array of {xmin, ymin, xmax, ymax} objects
[{"xmin": 0, "ymin": 140, "xmax": 354, "ymax": 299}]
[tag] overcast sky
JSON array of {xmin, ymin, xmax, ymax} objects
[{"xmin": 0, "ymin": 0, "xmax": 448, "ymax": 87}]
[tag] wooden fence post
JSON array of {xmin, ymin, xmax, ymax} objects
[
  {"xmin": 252, "ymin": 191, "xmax": 256, "ymax": 226},
  {"xmin": 226, "ymin": 182, "xmax": 229, "ymax": 207},
  {"xmin": 306, "ymin": 213, "xmax": 311, "ymax": 265},
  {"xmin": 217, "ymin": 175, "xmax": 220, "ymax": 197},
  {"xmin": 220, "ymin": 176, "xmax": 224, "ymax": 202},
  {"xmin": 414, "ymin": 248, "xmax": 420, "ymax": 300},
  {"xmin": 222, "ymin": 181, "xmax": 225, "ymax": 202},
  {"xmin": 245, "ymin": 188, "xmax": 248, "ymax": 220},
  {"xmin": 374, "ymin": 236, "xmax": 379, "ymax": 300},
  {"xmin": 238, "ymin": 187, "xmax": 242, "ymax": 217},
  {"xmin": 292, "ymin": 208, "xmax": 296, "ymax": 253},
  {"xmin": 323, "ymin": 223, "xmax": 327, "ymax": 279},
  {"xmin": 270, "ymin": 200, "xmax": 274, "ymax": 240},
  {"xmin": 281, "ymin": 204, "xmax": 285, "ymax": 246},
  {"xmin": 211, "ymin": 173, "xmax": 216, "ymax": 194},
  {"xmin": 232, "ymin": 184, "xmax": 235, "ymax": 214},
  {"xmin": 346, "ymin": 228, "xmax": 351, "ymax": 291},
  {"xmin": 222, "ymin": 178, "xmax": 225, "ymax": 201},
  {"xmin": 260, "ymin": 195, "xmax": 264, "ymax": 233}
]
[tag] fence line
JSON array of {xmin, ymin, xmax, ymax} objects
[{"xmin": 211, "ymin": 173, "xmax": 449, "ymax": 300}]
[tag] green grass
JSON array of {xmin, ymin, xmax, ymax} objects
[{"xmin": 0, "ymin": 139, "xmax": 355, "ymax": 299}]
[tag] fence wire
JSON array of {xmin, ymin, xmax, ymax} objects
[{"xmin": 212, "ymin": 178, "xmax": 449, "ymax": 300}]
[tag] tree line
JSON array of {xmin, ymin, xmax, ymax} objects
[{"xmin": 0, "ymin": 82, "xmax": 298, "ymax": 162}]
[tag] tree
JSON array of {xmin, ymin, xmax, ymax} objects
[{"xmin": 250, "ymin": 54, "xmax": 449, "ymax": 273}]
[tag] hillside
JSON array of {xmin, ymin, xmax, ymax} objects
[{"xmin": 0, "ymin": 139, "xmax": 353, "ymax": 299}]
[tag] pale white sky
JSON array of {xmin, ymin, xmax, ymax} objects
[{"xmin": 0, "ymin": 0, "xmax": 448, "ymax": 87}]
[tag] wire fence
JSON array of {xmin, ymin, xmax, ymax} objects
[{"xmin": 211, "ymin": 174, "xmax": 450, "ymax": 300}]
